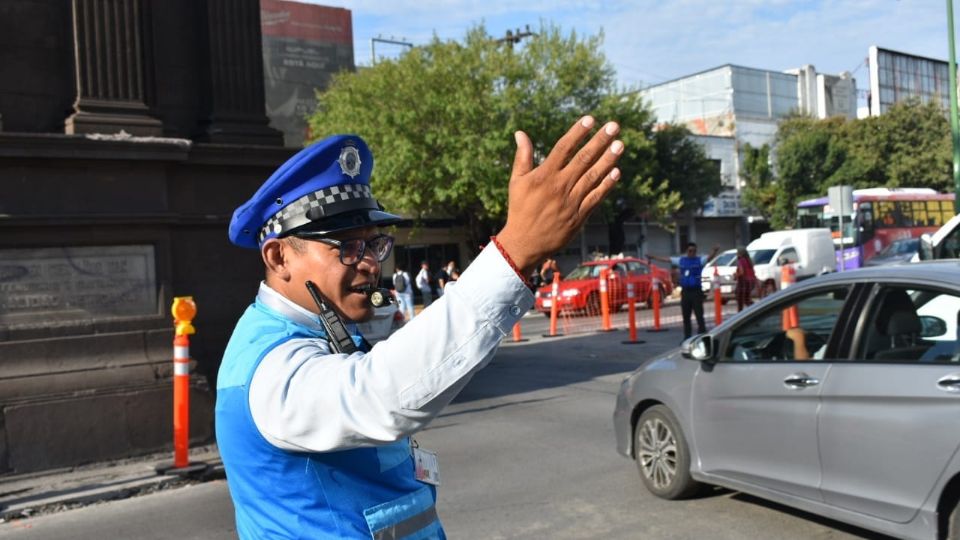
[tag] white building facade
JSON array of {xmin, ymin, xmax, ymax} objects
[{"xmin": 635, "ymin": 64, "xmax": 857, "ymax": 252}]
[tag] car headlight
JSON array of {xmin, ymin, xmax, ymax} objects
[{"xmin": 561, "ymin": 288, "xmax": 580, "ymax": 297}]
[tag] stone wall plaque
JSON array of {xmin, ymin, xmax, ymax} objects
[{"xmin": 0, "ymin": 245, "xmax": 157, "ymax": 323}]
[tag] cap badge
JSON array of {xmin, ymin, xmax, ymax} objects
[{"xmin": 338, "ymin": 145, "xmax": 362, "ymax": 178}]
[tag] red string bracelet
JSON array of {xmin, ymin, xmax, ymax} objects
[{"xmin": 490, "ymin": 236, "xmax": 533, "ymax": 289}]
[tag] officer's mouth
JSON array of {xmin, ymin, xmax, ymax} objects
[{"xmin": 347, "ymin": 283, "xmax": 375, "ymax": 295}]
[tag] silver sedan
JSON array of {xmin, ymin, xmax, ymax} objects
[{"xmin": 613, "ymin": 261, "xmax": 960, "ymax": 540}]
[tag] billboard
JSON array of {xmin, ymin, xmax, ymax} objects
[
  {"xmin": 261, "ymin": 0, "xmax": 355, "ymax": 147},
  {"xmin": 868, "ymin": 45, "xmax": 951, "ymax": 117}
]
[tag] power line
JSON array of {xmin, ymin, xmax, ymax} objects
[
  {"xmin": 495, "ymin": 25, "xmax": 535, "ymax": 48},
  {"xmin": 370, "ymin": 35, "xmax": 413, "ymax": 64}
]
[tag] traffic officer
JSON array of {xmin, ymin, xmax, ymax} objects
[
  {"xmin": 216, "ymin": 118, "xmax": 623, "ymax": 539},
  {"xmin": 649, "ymin": 242, "xmax": 719, "ymax": 339}
]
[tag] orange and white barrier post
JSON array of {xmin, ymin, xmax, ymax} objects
[
  {"xmin": 171, "ymin": 296, "xmax": 196, "ymax": 470},
  {"xmin": 599, "ymin": 269, "xmax": 614, "ymax": 332},
  {"xmin": 712, "ymin": 266, "xmax": 723, "ymax": 326},
  {"xmin": 543, "ymin": 275, "xmax": 564, "ymax": 337},
  {"xmin": 512, "ymin": 321, "xmax": 527, "ymax": 342},
  {"xmin": 781, "ymin": 263, "xmax": 799, "ymax": 330},
  {"xmin": 647, "ymin": 276, "xmax": 666, "ymax": 333},
  {"xmin": 622, "ymin": 282, "xmax": 645, "ymax": 344}
]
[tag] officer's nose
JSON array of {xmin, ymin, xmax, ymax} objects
[{"xmin": 356, "ymin": 248, "xmax": 380, "ymax": 274}]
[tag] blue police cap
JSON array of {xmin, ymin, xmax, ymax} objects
[{"xmin": 228, "ymin": 134, "xmax": 404, "ymax": 249}]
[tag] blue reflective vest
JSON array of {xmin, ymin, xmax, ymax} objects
[
  {"xmin": 678, "ymin": 255, "xmax": 705, "ymax": 289},
  {"xmin": 216, "ymin": 300, "xmax": 444, "ymax": 539}
]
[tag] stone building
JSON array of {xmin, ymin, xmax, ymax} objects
[{"xmin": 0, "ymin": 0, "xmax": 293, "ymax": 473}]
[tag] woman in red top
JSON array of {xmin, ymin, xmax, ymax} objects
[{"xmin": 733, "ymin": 246, "xmax": 757, "ymax": 312}]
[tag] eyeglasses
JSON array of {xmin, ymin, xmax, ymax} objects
[{"xmin": 297, "ymin": 233, "xmax": 395, "ymax": 266}]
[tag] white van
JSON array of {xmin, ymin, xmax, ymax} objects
[
  {"xmin": 747, "ymin": 228, "xmax": 836, "ymax": 294},
  {"xmin": 916, "ymin": 213, "xmax": 960, "ymax": 261}
]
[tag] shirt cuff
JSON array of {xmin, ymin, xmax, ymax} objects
[{"xmin": 451, "ymin": 243, "xmax": 535, "ymax": 335}]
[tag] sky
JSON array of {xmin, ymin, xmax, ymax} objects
[{"xmin": 309, "ymin": 0, "xmax": 951, "ymax": 106}]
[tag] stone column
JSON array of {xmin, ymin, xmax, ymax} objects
[
  {"xmin": 200, "ymin": 0, "xmax": 282, "ymax": 146},
  {"xmin": 65, "ymin": 0, "xmax": 162, "ymax": 136}
]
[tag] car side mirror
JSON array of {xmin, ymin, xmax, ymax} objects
[
  {"xmin": 918, "ymin": 315, "xmax": 947, "ymax": 338},
  {"xmin": 918, "ymin": 233, "xmax": 934, "ymax": 261},
  {"xmin": 681, "ymin": 334, "xmax": 714, "ymax": 362}
]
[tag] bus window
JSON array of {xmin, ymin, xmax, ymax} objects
[
  {"xmin": 924, "ymin": 201, "xmax": 942, "ymax": 226},
  {"xmin": 858, "ymin": 203, "xmax": 875, "ymax": 241},
  {"xmin": 942, "ymin": 201, "xmax": 956, "ymax": 225},
  {"xmin": 876, "ymin": 201, "xmax": 898, "ymax": 227}
]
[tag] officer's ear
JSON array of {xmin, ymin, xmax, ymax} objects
[{"xmin": 262, "ymin": 238, "xmax": 292, "ymax": 282}]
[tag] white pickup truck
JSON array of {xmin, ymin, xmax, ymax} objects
[{"xmin": 916, "ymin": 213, "xmax": 960, "ymax": 261}]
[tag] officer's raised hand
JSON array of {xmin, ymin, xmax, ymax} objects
[{"xmin": 496, "ymin": 116, "xmax": 623, "ymax": 274}]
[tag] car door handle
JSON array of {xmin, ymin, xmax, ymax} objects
[
  {"xmin": 937, "ymin": 375, "xmax": 960, "ymax": 393},
  {"xmin": 783, "ymin": 373, "xmax": 820, "ymax": 389}
]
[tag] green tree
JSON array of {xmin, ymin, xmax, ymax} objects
[
  {"xmin": 770, "ymin": 115, "xmax": 846, "ymax": 228},
  {"xmin": 740, "ymin": 143, "xmax": 777, "ymax": 219},
  {"xmin": 651, "ymin": 124, "xmax": 721, "ymax": 214},
  {"xmin": 834, "ymin": 99, "xmax": 951, "ymax": 190},
  {"xmin": 767, "ymin": 100, "xmax": 952, "ymax": 229},
  {"xmin": 593, "ymin": 93, "xmax": 680, "ymax": 254},
  {"xmin": 307, "ymin": 24, "xmax": 680, "ymax": 254}
]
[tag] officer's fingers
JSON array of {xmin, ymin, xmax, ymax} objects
[
  {"xmin": 564, "ymin": 122, "xmax": 620, "ymax": 186},
  {"xmin": 577, "ymin": 168, "xmax": 621, "ymax": 221},
  {"xmin": 568, "ymin": 140, "xmax": 624, "ymax": 203},
  {"xmin": 510, "ymin": 131, "xmax": 534, "ymax": 180},
  {"xmin": 540, "ymin": 116, "xmax": 595, "ymax": 173}
]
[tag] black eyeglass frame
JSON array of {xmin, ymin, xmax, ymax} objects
[{"xmin": 293, "ymin": 232, "xmax": 395, "ymax": 266}]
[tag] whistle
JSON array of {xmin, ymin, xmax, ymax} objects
[{"xmin": 368, "ymin": 288, "xmax": 395, "ymax": 308}]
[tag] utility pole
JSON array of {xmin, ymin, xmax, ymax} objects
[
  {"xmin": 496, "ymin": 25, "xmax": 535, "ymax": 48},
  {"xmin": 370, "ymin": 35, "xmax": 413, "ymax": 65},
  {"xmin": 948, "ymin": 0, "xmax": 960, "ymax": 212}
]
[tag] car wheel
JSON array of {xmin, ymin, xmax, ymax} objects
[
  {"xmin": 543, "ymin": 311, "xmax": 552, "ymax": 318},
  {"xmin": 635, "ymin": 405, "xmax": 702, "ymax": 500}
]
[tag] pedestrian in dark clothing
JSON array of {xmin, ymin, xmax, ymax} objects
[{"xmin": 733, "ymin": 246, "xmax": 756, "ymax": 312}]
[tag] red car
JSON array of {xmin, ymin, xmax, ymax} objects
[{"xmin": 534, "ymin": 258, "xmax": 674, "ymax": 316}]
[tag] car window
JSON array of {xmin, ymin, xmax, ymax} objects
[
  {"xmin": 778, "ymin": 248, "xmax": 799, "ymax": 265},
  {"xmin": 708, "ymin": 252, "xmax": 736, "ymax": 268},
  {"xmin": 723, "ymin": 287, "xmax": 851, "ymax": 363},
  {"xmin": 938, "ymin": 224, "xmax": 960, "ymax": 259},
  {"xmin": 750, "ymin": 249, "xmax": 776, "ymax": 265},
  {"xmin": 856, "ymin": 286, "xmax": 960, "ymax": 363},
  {"xmin": 626, "ymin": 261, "xmax": 649, "ymax": 275},
  {"xmin": 612, "ymin": 263, "xmax": 628, "ymax": 277},
  {"xmin": 566, "ymin": 265, "xmax": 599, "ymax": 280}
]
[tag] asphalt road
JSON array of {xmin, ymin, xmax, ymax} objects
[{"xmin": 0, "ymin": 320, "xmax": 891, "ymax": 539}]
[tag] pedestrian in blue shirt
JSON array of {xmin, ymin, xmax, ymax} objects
[
  {"xmin": 649, "ymin": 242, "xmax": 719, "ymax": 339},
  {"xmin": 216, "ymin": 117, "xmax": 624, "ymax": 539}
]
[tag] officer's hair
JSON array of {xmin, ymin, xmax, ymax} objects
[{"xmin": 284, "ymin": 236, "xmax": 307, "ymax": 254}]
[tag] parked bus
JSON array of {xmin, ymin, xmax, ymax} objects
[{"xmin": 796, "ymin": 187, "xmax": 955, "ymax": 269}]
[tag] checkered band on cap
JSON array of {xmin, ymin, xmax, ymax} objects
[{"xmin": 258, "ymin": 183, "xmax": 375, "ymax": 243}]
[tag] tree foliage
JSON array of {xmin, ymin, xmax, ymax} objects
[
  {"xmin": 746, "ymin": 100, "xmax": 952, "ymax": 229},
  {"xmin": 651, "ymin": 124, "xmax": 721, "ymax": 213},
  {"xmin": 307, "ymin": 23, "xmax": 695, "ymax": 254}
]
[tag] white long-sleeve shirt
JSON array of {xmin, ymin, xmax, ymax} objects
[
  {"xmin": 415, "ymin": 268, "xmax": 431, "ymax": 291},
  {"xmin": 248, "ymin": 243, "xmax": 534, "ymax": 452}
]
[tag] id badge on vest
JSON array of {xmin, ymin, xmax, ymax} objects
[{"xmin": 412, "ymin": 442, "xmax": 440, "ymax": 486}]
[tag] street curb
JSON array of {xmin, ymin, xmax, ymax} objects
[{"xmin": 0, "ymin": 448, "xmax": 224, "ymax": 522}]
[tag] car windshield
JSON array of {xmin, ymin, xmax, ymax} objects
[
  {"xmin": 565, "ymin": 264, "xmax": 606, "ymax": 280},
  {"xmin": 750, "ymin": 249, "xmax": 776, "ymax": 265},
  {"xmin": 879, "ymin": 238, "xmax": 919, "ymax": 257},
  {"xmin": 708, "ymin": 252, "xmax": 737, "ymax": 267}
]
